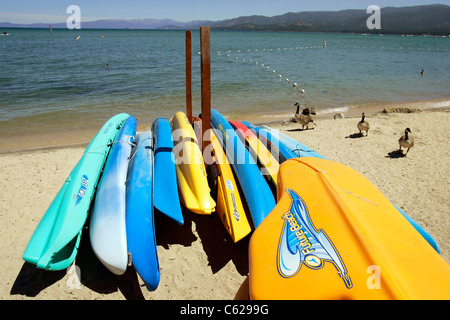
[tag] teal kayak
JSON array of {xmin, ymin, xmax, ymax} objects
[{"xmin": 22, "ymin": 113, "xmax": 130, "ymax": 271}]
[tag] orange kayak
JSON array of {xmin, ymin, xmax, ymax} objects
[{"xmin": 249, "ymin": 157, "xmax": 450, "ymax": 299}]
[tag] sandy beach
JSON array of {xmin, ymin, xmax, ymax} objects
[{"xmin": 1, "ymin": 102, "xmax": 449, "ymax": 300}]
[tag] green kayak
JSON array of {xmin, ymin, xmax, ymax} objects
[{"xmin": 22, "ymin": 113, "xmax": 130, "ymax": 271}]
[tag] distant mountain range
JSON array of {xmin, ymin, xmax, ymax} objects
[
  {"xmin": 212, "ymin": 4, "xmax": 450, "ymax": 34},
  {"xmin": 1, "ymin": 4, "xmax": 449, "ymax": 35},
  {"xmin": 0, "ymin": 18, "xmax": 215, "ymax": 30}
]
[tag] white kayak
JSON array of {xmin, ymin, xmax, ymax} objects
[{"xmin": 89, "ymin": 116, "xmax": 137, "ymax": 275}]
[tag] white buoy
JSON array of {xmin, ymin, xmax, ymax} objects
[{"xmin": 300, "ymin": 89, "xmax": 305, "ymax": 94}]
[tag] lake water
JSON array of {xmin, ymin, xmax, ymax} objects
[{"xmin": 0, "ymin": 28, "xmax": 449, "ymax": 151}]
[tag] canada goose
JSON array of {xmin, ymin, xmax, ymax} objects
[
  {"xmin": 398, "ymin": 128, "xmax": 414, "ymax": 155},
  {"xmin": 294, "ymin": 103, "xmax": 315, "ymax": 130},
  {"xmin": 301, "ymin": 106, "xmax": 316, "ymax": 117},
  {"xmin": 357, "ymin": 112, "xmax": 370, "ymax": 136}
]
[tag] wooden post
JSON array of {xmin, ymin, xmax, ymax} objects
[
  {"xmin": 200, "ymin": 26, "xmax": 211, "ymax": 152},
  {"xmin": 185, "ymin": 31, "xmax": 192, "ymax": 124}
]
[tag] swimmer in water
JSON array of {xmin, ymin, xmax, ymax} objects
[{"xmin": 421, "ymin": 69, "xmax": 425, "ymax": 75}]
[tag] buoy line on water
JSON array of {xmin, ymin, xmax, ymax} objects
[{"xmin": 214, "ymin": 44, "xmax": 320, "ymax": 96}]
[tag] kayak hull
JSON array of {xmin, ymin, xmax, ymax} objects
[
  {"xmin": 22, "ymin": 113, "xmax": 130, "ymax": 271},
  {"xmin": 126, "ymin": 131, "xmax": 160, "ymax": 291},
  {"xmin": 90, "ymin": 116, "xmax": 137, "ymax": 275},
  {"xmin": 250, "ymin": 157, "xmax": 450, "ymax": 299}
]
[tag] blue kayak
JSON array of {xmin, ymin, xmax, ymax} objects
[
  {"xmin": 242, "ymin": 121, "xmax": 297, "ymax": 162},
  {"xmin": 152, "ymin": 118, "xmax": 184, "ymax": 225},
  {"xmin": 211, "ymin": 109, "xmax": 275, "ymax": 228},
  {"xmin": 126, "ymin": 131, "xmax": 160, "ymax": 291}
]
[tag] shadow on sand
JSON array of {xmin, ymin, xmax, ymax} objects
[
  {"xmin": 11, "ymin": 207, "xmax": 250, "ymax": 300},
  {"xmin": 386, "ymin": 149, "xmax": 406, "ymax": 158}
]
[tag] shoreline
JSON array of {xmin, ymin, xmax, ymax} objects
[
  {"xmin": 234, "ymin": 97, "xmax": 450, "ymax": 124},
  {"xmin": 1, "ymin": 103, "xmax": 449, "ymax": 300},
  {"xmin": 1, "ymin": 97, "xmax": 449, "ymax": 155}
]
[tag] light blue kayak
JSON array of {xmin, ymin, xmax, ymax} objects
[
  {"xmin": 126, "ymin": 131, "xmax": 160, "ymax": 291},
  {"xmin": 89, "ymin": 115, "xmax": 137, "ymax": 275},
  {"xmin": 241, "ymin": 121, "xmax": 296, "ymax": 162},
  {"xmin": 260, "ymin": 125, "xmax": 327, "ymax": 159},
  {"xmin": 152, "ymin": 118, "xmax": 184, "ymax": 225},
  {"xmin": 22, "ymin": 113, "xmax": 130, "ymax": 271},
  {"xmin": 211, "ymin": 109, "xmax": 276, "ymax": 228}
]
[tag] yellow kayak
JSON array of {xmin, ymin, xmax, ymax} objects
[
  {"xmin": 249, "ymin": 157, "xmax": 450, "ymax": 300},
  {"xmin": 171, "ymin": 111, "xmax": 215, "ymax": 215},
  {"xmin": 193, "ymin": 119, "xmax": 252, "ymax": 242}
]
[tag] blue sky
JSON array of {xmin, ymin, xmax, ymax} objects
[{"xmin": 1, "ymin": 0, "xmax": 449, "ymax": 24}]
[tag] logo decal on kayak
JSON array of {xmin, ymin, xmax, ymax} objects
[
  {"xmin": 230, "ymin": 193, "xmax": 240, "ymax": 222},
  {"xmin": 277, "ymin": 189, "xmax": 352, "ymax": 289},
  {"xmin": 73, "ymin": 175, "xmax": 88, "ymax": 206}
]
